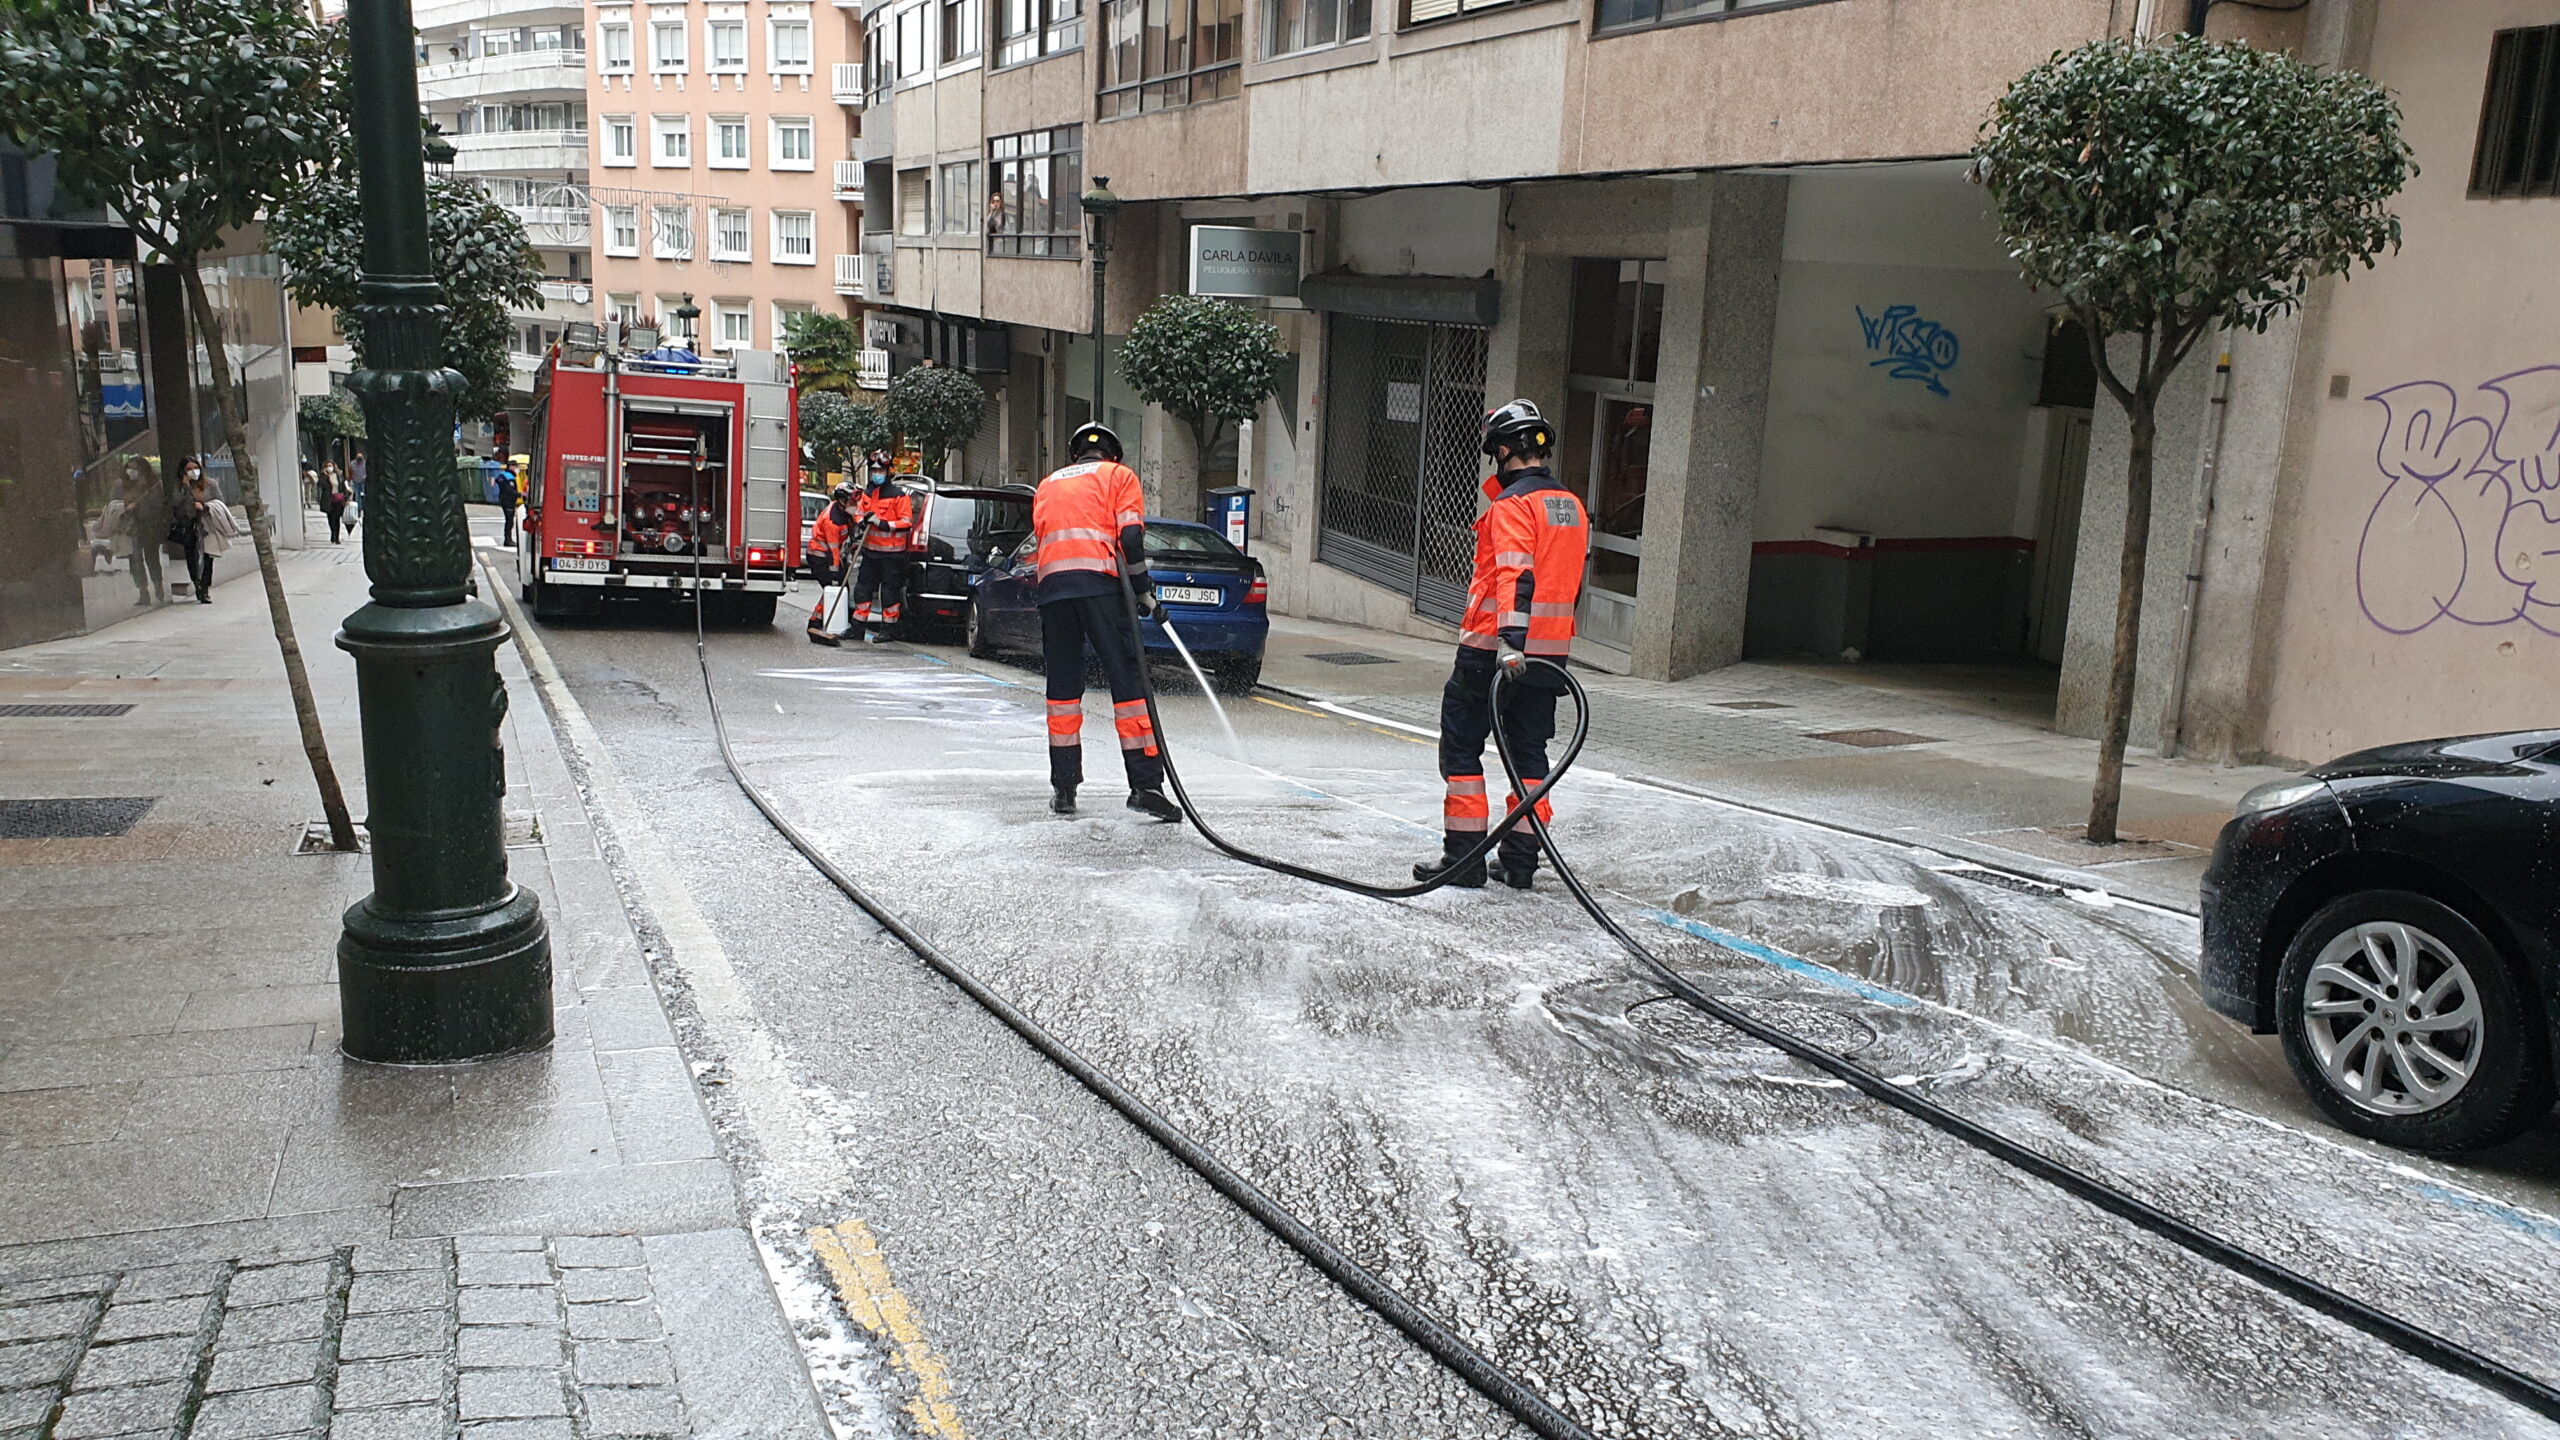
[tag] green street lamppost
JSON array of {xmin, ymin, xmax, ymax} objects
[
  {"xmin": 336, "ymin": 0, "xmax": 553, "ymax": 1062},
  {"xmin": 1081, "ymin": 177, "xmax": 1121, "ymax": 420},
  {"xmin": 672, "ymin": 294, "xmax": 701, "ymax": 348}
]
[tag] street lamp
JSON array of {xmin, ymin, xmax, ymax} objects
[
  {"xmin": 1081, "ymin": 176, "xmax": 1120, "ymax": 422},
  {"xmin": 672, "ymin": 293, "xmax": 701, "ymax": 347},
  {"xmin": 336, "ymin": 0, "xmax": 552, "ymax": 1063}
]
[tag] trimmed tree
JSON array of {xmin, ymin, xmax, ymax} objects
[
  {"xmin": 1973, "ymin": 35, "xmax": 2410, "ymax": 843},
  {"xmin": 0, "ymin": 0, "xmax": 359, "ymax": 849},
  {"xmin": 800, "ymin": 390, "xmax": 892, "ymax": 482},
  {"xmin": 783, "ymin": 310, "xmax": 865, "ymax": 396},
  {"xmin": 1118, "ymin": 294, "xmax": 1283, "ymax": 484},
  {"xmin": 273, "ymin": 171, "xmax": 545, "ymax": 425},
  {"xmin": 883, "ymin": 363, "xmax": 987, "ymax": 479}
]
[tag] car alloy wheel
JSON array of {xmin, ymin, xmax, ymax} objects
[
  {"xmin": 2300, "ymin": 920, "xmax": 2481, "ymax": 1115},
  {"xmin": 965, "ymin": 599, "xmax": 994, "ymax": 659}
]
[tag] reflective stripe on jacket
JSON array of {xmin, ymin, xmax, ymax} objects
[
  {"xmin": 810, "ymin": 504, "xmax": 858, "ymax": 567},
  {"xmin": 857, "ymin": 488, "xmax": 918, "ymax": 552},
  {"xmin": 1030, "ymin": 460, "xmax": 1147, "ymax": 587},
  {"xmin": 1460, "ymin": 467, "xmax": 1588, "ymax": 656}
]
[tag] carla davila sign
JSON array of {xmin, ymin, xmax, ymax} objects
[{"xmin": 1187, "ymin": 226, "xmax": 1303, "ymax": 301}]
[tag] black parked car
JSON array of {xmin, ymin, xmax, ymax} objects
[
  {"xmin": 893, "ymin": 482, "xmax": 1033, "ymax": 636},
  {"xmin": 2201, "ymin": 730, "xmax": 2559, "ymax": 1152}
]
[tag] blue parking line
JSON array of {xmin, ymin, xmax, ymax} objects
[
  {"xmin": 1641, "ymin": 910, "xmax": 1918, "ymax": 1009},
  {"xmin": 2411, "ymin": 1183, "xmax": 2560, "ymax": 1246}
]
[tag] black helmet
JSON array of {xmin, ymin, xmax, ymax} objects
[
  {"xmin": 1480, "ymin": 399, "xmax": 1554, "ymax": 460},
  {"xmin": 1068, "ymin": 422, "xmax": 1123, "ymax": 463}
]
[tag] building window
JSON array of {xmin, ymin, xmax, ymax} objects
[
  {"xmin": 897, "ymin": 168, "xmax": 932, "ymax": 237},
  {"xmin": 774, "ymin": 301, "xmax": 813, "ymax": 351},
  {"xmin": 604, "ymin": 115, "xmax": 637, "ymax": 164},
  {"xmin": 604, "ymin": 206, "xmax": 640, "ymax": 256},
  {"xmin": 650, "ymin": 16, "xmax": 687, "ymax": 69},
  {"xmin": 771, "ymin": 117, "xmax": 815, "ymax": 170},
  {"xmin": 609, "ymin": 292, "xmax": 642, "ymax": 326},
  {"xmin": 707, "ymin": 17, "xmax": 747, "ymax": 70},
  {"xmin": 867, "ymin": 10, "xmax": 897, "ymax": 95},
  {"xmin": 937, "ymin": 161, "xmax": 979, "ymax": 233},
  {"xmin": 997, "ymin": 0, "xmax": 1081, "ymax": 65},
  {"xmin": 1098, "ymin": 0, "xmax": 1237, "ymax": 117},
  {"xmin": 652, "ymin": 205, "xmax": 694, "ymax": 259},
  {"xmin": 770, "ymin": 16, "xmax": 813, "ymax": 71},
  {"xmin": 896, "ymin": 5, "xmax": 926, "ymax": 81},
  {"xmin": 1265, "ymin": 0, "xmax": 1366, "ymax": 57},
  {"xmin": 1568, "ymin": 258, "xmax": 1665, "ymax": 382},
  {"xmin": 986, "ymin": 126, "xmax": 1080, "ymax": 257},
  {"xmin": 940, "ymin": 0, "xmax": 982, "ymax": 61},
  {"xmin": 598, "ymin": 19, "xmax": 633, "ymax": 70},
  {"xmin": 2473, "ymin": 25, "xmax": 2560, "ymax": 199},
  {"xmin": 1590, "ymin": 0, "xmax": 1790, "ymax": 32},
  {"xmin": 773, "ymin": 210, "xmax": 817, "ymax": 263},
  {"xmin": 715, "ymin": 300, "xmax": 754, "ymax": 350},
  {"xmin": 657, "ymin": 295, "xmax": 697, "ymax": 341},
  {"xmin": 711, "ymin": 207, "xmax": 752, "ymax": 260},
  {"xmin": 652, "ymin": 114, "xmax": 690, "ymax": 165},
  {"xmin": 711, "ymin": 115, "xmax": 749, "ymax": 167}
]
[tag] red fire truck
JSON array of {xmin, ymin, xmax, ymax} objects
[{"xmin": 514, "ymin": 330, "xmax": 801, "ymax": 624}]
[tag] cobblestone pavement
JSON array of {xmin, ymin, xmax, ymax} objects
[{"xmin": 0, "ymin": 1235, "xmax": 715, "ymax": 1440}]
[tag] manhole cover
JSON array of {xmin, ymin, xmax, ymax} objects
[
  {"xmin": 0, "ymin": 703, "xmax": 135, "ymax": 718},
  {"xmin": 1710, "ymin": 700, "xmax": 1792, "ymax": 711},
  {"xmin": 1628, "ymin": 995, "xmax": 1880, "ymax": 1057},
  {"xmin": 0, "ymin": 797, "xmax": 156, "ymax": 838},
  {"xmin": 1305, "ymin": 652, "xmax": 1398, "ymax": 666},
  {"xmin": 1810, "ymin": 728, "xmax": 1940, "ymax": 748}
]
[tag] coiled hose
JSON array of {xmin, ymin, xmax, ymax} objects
[{"xmin": 1110, "ymin": 575, "xmax": 2560, "ymax": 1428}]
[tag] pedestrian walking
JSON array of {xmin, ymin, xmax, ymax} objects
[
  {"xmin": 320, "ymin": 463, "xmax": 351, "ymax": 544},
  {"xmin": 165, "ymin": 457, "xmax": 206, "ymax": 602},
  {"xmin": 118, "ymin": 457, "xmax": 168, "ymax": 605},
  {"xmin": 349, "ymin": 452, "xmax": 366, "ymax": 526},
  {"xmin": 1412, "ymin": 400, "xmax": 1588, "ymax": 891},
  {"xmin": 497, "ymin": 463, "xmax": 522, "ymax": 548},
  {"xmin": 804, "ymin": 484, "xmax": 861, "ymax": 646},
  {"xmin": 179, "ymin": 461, "xmax": 240, "ymax": 603},
  {"xmin": 1029, "ymin": 423, "xmax": 1180, "ymax": 822},
  {"xmin": 849, "ymin": 472, "xmax": 916, "ymax": 644}
]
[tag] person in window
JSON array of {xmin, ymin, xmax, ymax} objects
[{"xmin": 985, "ymin": 185, "xmax": 1006, "ymax": 235}]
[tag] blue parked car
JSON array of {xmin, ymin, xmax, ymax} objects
[{"xmin": 965, "ymin": 518, "xmax": 1269, "ymax": 692}]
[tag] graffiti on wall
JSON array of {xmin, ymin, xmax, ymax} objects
[
  {"xmin": 1856, "ymin": 304, "xmax": 1960, "ymax": 397},
  {"xmin": 2357, "ymin": 366, "xmax": 2560, "ymax": 636}
]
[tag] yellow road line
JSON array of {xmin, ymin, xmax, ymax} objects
[
  {"xmin": 809, "ymin": 1220, "xmax": 967, "ymax": 1439},
  {"xmin": 1251, "ymin": 694, "xmax": 1433, "ymax": 747}
]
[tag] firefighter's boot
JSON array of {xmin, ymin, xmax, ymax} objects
[
  {"xmin": 1496, "ymin": 833, "xmax": 1541, "ymax": 891},
  {"xmin": 1050, "ymin": 784, "xmax": 1077, "ymax": 815},
  {"xmin": 1127, "ymin": 787, "xmax": 1183, "ymax": 823},
  {"xmin": 1412, "ymin": 833, "xmax": 1486, "ymax": 889}
]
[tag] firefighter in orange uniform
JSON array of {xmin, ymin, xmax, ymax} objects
[
  {"xmin": 850, "ymin": 473, "xmax": 918, "ymax": 644},
  {"xmin": 1030, "ymin": 423, "xmax": 1182, "ymax": 821},
  {"xmin": 804, "ymin": 484, "xmax": 860, "ymax": 647},
  {"xmin": 1414, "ymin": 400, "xmax": 1588, "ymax": 890}
]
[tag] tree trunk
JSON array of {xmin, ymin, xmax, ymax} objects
[
  {"xmin": 182, "ymin": 261, "xmax": 361, "ymax": 852},
  {"xmin": 2088, "ymin": 401, "xmax": 2158, "ymax": 846}
]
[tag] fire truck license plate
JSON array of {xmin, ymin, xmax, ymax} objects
[
  {"xmin": 1159, "ymin": 585, "xmax": 1220, "ymax": 606},
  {"xmin": 550, "ymin": 557, "xmax": 610, "ymax": 572}
]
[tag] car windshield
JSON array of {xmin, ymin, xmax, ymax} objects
[
  {"xmin": 1144, "ymin": 524, "xmax": 1240, "ymax": 558},
  {"xmin": 929, "ymin": 494, "xmax": 1031, "ymax": 543}
]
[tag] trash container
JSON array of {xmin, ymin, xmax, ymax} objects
[{"xmin": 1205, "ymin": 486, "xmax": 1253, "ymax": 552}]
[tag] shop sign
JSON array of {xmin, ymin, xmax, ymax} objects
[{"xmin": 1188, "ymin": 226, "xmax": 1303, "ymax": 301}]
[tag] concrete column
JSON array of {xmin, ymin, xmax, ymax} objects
[
  {"xmin": 140, "ymin": 263, "xmax": 200, "ymax": 463},
  {"xmin": 1631, "ymin": 173, "xmax": 1789, "ymax": 681}
]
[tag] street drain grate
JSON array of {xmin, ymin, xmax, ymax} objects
[
  {"xmin": 0, "ymin": 703, "xmax": 136, "ymax": 718},
  {"xmin": 1305, "ymin": 651, "xmax": 1398, "ymax": 666},
  {"xmin": 1810, "ymin": 728, "xmax": 1941, "ymax": 749},
  {"xmin": 1711, "ymin": 700, "xmax": 1792, "ymax": 711},
  {"xmin": 0, "ymin": 797, "xmax": 157, "ymax": 838}
]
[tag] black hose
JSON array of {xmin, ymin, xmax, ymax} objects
[
  {"xmin": 1111, "ymin": 580, "xmax": 2560, "ymax": 1427},
  {"xmin": 682, "ymin": 583, "xmax": 1603, "ymax": 1440}
]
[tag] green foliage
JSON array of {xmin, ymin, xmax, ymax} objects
[
  {"xmin": 271, "ymin": 172, "xmax": 545, "ymax": 424},
  {"xmin": 883, "ymin": 364, "xmax": 987, "ymax": 478},
  {"xmin": 1117, "ymin": 295, "xmax": 1284, "ymax": 460},
  {"xmin": 783, "ymin": 310, "xmax": 864, "ymax": 395},
  {"xmin": 298, "ymin": 392, "xmax": 366, "ymax": 442},
  {"xmin": 799, "ymin": 390, "xmax": 892, "ymax": 479},
  {"xmin": 1973, "ymin": 35, "xmax": 2411, "ymax": 402}
]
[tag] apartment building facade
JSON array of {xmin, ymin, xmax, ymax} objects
[
  {"xmin": 414, "ymin": 0, "xmax": 598, "ymax": 439},
  {"xmin": 854, "ymin": 0, "xmax": 2560, "ymax": 767},
  {"xmin": 585, "ymin": 0, "xmax": 867, "ymax": 361}
]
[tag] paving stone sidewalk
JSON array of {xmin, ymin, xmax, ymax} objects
[{"xmin": 0, "ymin": 545, "xmax": 831, "ymax": 1439}]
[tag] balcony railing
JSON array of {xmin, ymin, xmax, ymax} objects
[
  {"xmin": 536, "ymin": 279, "xmax": 593, "ymax": 306},
  {"xmin": 416, "ymin": 49, "xmax": 588, "ymax": 103},
  {"xmin": 856, "ymin": 347, "xmax": 890, "ymax": 390},
  {"xmin": 506, "ymin": 204, "xmax": 593, "ymax": 247},
  {"xmin": 834, "ymin": 253, "xmax": 865, "ymax": 297},
  {"xmin": 832, "ymin": 160, "xmax": 862, "ymax": 201},
  {"xmin": 447, "ymin": 130, "xmax": 588, "ymax": 172},
  {"xmin": 830, "ymin": 63, "xmax": 865, "ymax": 106}
]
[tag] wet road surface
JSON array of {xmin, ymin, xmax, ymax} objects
[{"xmin": 524, "ymin": 598, "xmax": 2560, "ymax": 1440}]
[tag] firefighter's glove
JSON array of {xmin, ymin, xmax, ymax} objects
[
  {"xmin": 1496, "ymin": 644, "xmax": 1529, "ymax": 679},
  {"xmin": 1131, "ymin": 580, "xmax": 1161, "ymax": 619}
]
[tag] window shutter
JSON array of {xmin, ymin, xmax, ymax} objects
[{"xmin": 1406, "ymin": 0, "xmax": 1459, "ymax": 21}]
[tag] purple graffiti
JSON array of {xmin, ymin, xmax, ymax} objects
[
  {"xmin": 1857, "ymin": 304, "xmax": 1959, "ymax": 397},
  {"xmin": 2357, "ymin": 365, "xmax": 2560, "ymax": 637}
]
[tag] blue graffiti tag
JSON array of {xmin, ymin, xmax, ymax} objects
[{"xmin": 1857, "ymin": 304, "xmax": 1960, "ymax": 397}]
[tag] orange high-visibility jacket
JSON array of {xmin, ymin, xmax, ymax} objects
[
  {"xmin": 810, "ymin": 502, "xmax": 859, "ymax": 570},
  {"xmin": 857, "ymin": 488, "xmax": 918, "ymax": 552},
  {"xmin": 1460, "ymin": 468, "xmax": 1588, "ymax": 658},
  {"xmin": 1030, "ymin": 460, "xmax": 1147, "ymax": 597}
]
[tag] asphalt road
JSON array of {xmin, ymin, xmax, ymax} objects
[{"xmin": 525, "ymin": 590, "xmax": 2560, "ymax": 1440}]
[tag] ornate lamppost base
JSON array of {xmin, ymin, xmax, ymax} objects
[{"xmin": 339, "ymin": 886, "xmax": 552, "ymax": 1063}]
